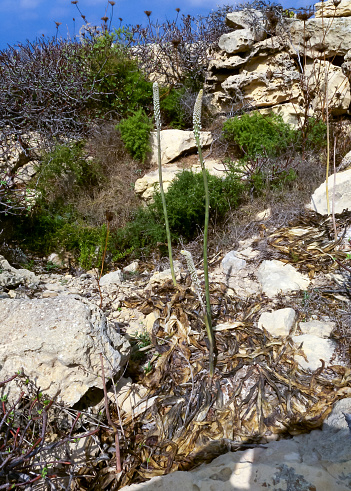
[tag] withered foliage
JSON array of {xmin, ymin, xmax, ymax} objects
[{"xmin": 76, "ymin": 213, "xmax": 351, "ymax": 488}]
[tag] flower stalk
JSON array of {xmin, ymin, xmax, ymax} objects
[
  {"xmin": 193, "ymin": 89, "xmax": 216, "ymax": 377},
  {"xmin": 153, "ymin": 82, "xmax": 176, "ymax": 286}
]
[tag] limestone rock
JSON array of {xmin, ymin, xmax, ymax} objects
[
  {"xmin": 221, "ymin": 250, "xmax": 247, "ymax": 275},
  {"xmin": 257, "ymin": 260, "xmax": 310, "ymax": 296},
  {"xmin": 285, "ymin": 17, "xmax": 351, "ymax": 58},
  {"xmin": 338, "ymin": 149, "xmax": 351, "ymax": 171},
  {"xmin": 0, "ymin": 296, "xmax": 130, "ymax": 405},
  {"xmin": 135, "ymin": 161, "xmax": 226, "ymax": 201},
  {"xmin": 292, "ymin": 334, "xmax": 337, "ymax": 371},
  {"xmin": 0, "ymin": 255, "xmax": 38, "ymax": 288},
  {"xmin": 310, "ymin": 169, "xmax": 351, "ymax": 214},
  {"xmin": 218, "ymin": 28, "xmax": 264, "ymax": 54},
  {"xmin": 304, "ymin": 60, "xmax": 351, "ymax": 115},
  {"xmin": 149, "ymin": 130, "xmax": 212, "ymax": 166},
  {"xmin": 299, "ymin": 320, "xmax": 335, "ymax": 338},
  {"xmin": 259, "ymin": 103, "xmax": 308, "ymax": 127},
  {"xmin": 99, "ymin": 270, "xmax": 123, "ymax": 287},
  {"xmin": 258, "ymin": 308, "xmax": 297, "ymax": 337},
  {"xmin": 315, "ymin": 0, "xmax": 351, "ymax": 18},
  {"xmin": 123, "ymin": 261, "xmax": 139, "ymax": 273}
]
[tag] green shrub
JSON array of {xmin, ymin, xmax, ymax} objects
[
  {"xmin": 117, "ymin": 109, "xmax": 153, "ymax": 163},
  {"xmin": 161, "ymin": 87, "xmax": 187, "ymax": 129},
  {"xmin": 83, "ymin": 29, "xmax": 153, "ymax": 118},
  {"xmin": 222, "ymin": 111, "xmax": 296, "ymax": 159},
  {"xmin": 297, "ymin": 117, "xmax": 327, "ymax": 151},
  {"xmin": 153, "ymin": 170, "xmax": 245, "ymax": 240}
]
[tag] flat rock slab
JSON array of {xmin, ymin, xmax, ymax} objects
[
  {"xmin": 0, "ymin": 296, "xmax": 130, "ymax": 405},
  {"xmin": 292, "ymin": 334, "xmax": 337, "ymax": 371},
  {"xmin": 258, "ymin": 308, "xmax": 296, "ymax": 337},
  {"xmin": 257, "ymin": 260, "xmax": 310, "ymax": 296}
]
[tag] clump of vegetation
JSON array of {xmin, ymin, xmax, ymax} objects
[
  {"xmin": 117, "ymin": 109, "xmax": 153, "ymax": 163},
  {"xmin": 222, "ymin": 111, "xmax": 297, "ymax": 160}
]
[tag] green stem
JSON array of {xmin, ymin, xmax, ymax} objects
[
  {"xmin": 157, "ymin": 127, "xmax": 176, "ymax": 286},
  {"xmin": 196, "ymin": 139, "xmax": 216, "ymax": 377}
]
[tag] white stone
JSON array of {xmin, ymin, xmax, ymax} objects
[
  {"xmin": 257, "ymin": 260, "xmax": 310, "ymax": 296},
  {"xmin": 299, "ymin": 320, "xmax": 335, "ymax": 338},
  {"xmin": 218, "ymin": 28, "xmax": 264, "ymax": 54},
  {"xmin": 0, "ymin": 255, "xmax": 38, "ymax": 288},
  {"xmin": 292, "ymin": 334, "xmax": 337, "ymax": 371},
  {"xmin": 149, "ymin": 130, "xmax": 212, "ymax": 166},
  {"xmin": 123, "ymin": 261, "xmax": 139, "ymax": 273},
  {"xmin": 99, "ymin": 270, "xmax": 123, "ymax": 287},
  {"xmin": 221, "ymin": 250, "xmax": 247, "ymax": 275},
  {"xmin": 258, "ymin": 308, "xmax": 297, "ymax": 337},
  {"xmin": 310, "ymin": 169, "xmax": 351, "ymax": 215},
  {"xmin": 0, "ymin": 296, "xmax": 130, "ymax": 405}
]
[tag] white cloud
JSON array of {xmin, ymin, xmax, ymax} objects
[{"xmin": 20, "ymin": 0, "xmax": 43, "ymax": 9}]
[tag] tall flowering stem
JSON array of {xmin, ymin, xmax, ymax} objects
[
  {"xmin": 153, "ymin": 82, "xmax": 176, "ymax": 286},
  {"xmin": 193, "ymin": 89, "xmax": 216, "ymax": 377}
]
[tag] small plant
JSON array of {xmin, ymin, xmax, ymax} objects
[{"xmin": 117, "ymin": 109, "xmax": 153, "ymax": 163}]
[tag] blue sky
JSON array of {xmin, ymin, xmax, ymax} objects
[{"xmin": 0, "ymin": 0, "xmax": 312, "ymax": 49}]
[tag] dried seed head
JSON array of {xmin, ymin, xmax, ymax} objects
[
  {"xmin": 153, "ymin": 82, "xmax": 161, "ymax": 130},
  {"xmin": 144, "ymin": 10, "xmax": 152, "ymax": 17},
  {"xmin": 193, "ymin": 89, "xmax": 203, "ymax": 140},
  {"xmin": 71, "ymin": 1, "xmax": 78, "ymax": 4},
  {"xmin": 296, "ymin": 11, "xmax": 313, "ymax": 21},
  {"xmin": 101, "ymin": 16, "xmax": 109, "ymax": 22},
  {"xmin": 109, "ymin": 1, "xmax": 116, "ymax": 5},
  {"xmin": 333, "ymin": 0, "xmax": 341, "ymax": 6},
  {"xmin": 171, "ymin": 38, "xmax": 181, "ymax": 48},
  {"xmin": 314, "ymin": 42, "xmax": 328, "ymax": 53},
  {"xmin": 175, "ymin": 8, "xmax": 180, "ymax": 12},
  {"xmin": 55, "ymin": 22, "xmax": 62, "ymax": 27}
]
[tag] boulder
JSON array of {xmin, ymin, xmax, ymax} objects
[
  {"xmin": 258, "ymin": 308, "xmax": 297, "ymax": 337},
  {"xmin": 257, "ymin": 260, "xmax": 310, "ymax": 296},
  {"xmin": 135, "ymin": 160, "xmax": 226, "ymax": 201},
  {"xmin": 0, "ymin": 255, "xmax": 38, "ymax": 288},
  {"xmin": 218, "ymin": 28, "xmax": 264, "ymax": 55},
  {"xmin": 310, "ymin": 169, "xmax": 351, "ymax": 214},
  {"xmin": 149, "ymin": 130, "xmax": 212, "ymax": 166},
  {"xmin": 259, "ymin": 103, "xmax": 307, "ymax": 126},
  {"xmin": 315, "ymin": 0, "xmax": 351, "ymax": 18},
  {"xmin": 0, "ymin": 296, "xmax": 130, "ymax": 405}
]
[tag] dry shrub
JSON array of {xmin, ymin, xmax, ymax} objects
[{"xmin": 73, "ymin": 123, "xmax": 147, "ymax": 229}]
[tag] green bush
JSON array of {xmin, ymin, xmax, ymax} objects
[
  {"xmin": 297, "ymin": 117, "xmax": 327, "ymax": 151},
  {"xmin": 153, "ymin": 170, "xmax": 245, "ymax": 240},
  {"xmin": 117, "ymin": 109, "xmax": 153, "ymax": 163},
  {"xmin": 83, "ymin": 29, "xmax": 153, "ymax": 118},
  {"xmin": 222, "ymin": 111, "xmax": 296, "ymax": 159}
]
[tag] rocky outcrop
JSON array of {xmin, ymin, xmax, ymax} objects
[
  {"xmin": 0, "ymin": 296, "xmax": 130, "ymax": 405},
  {"xmin": 0, "ymin": 255, "xmax": 39, "ymax": 288},
  {"xmin": 206, "ymin": 3, "xmax": 351, "ymax": 118},
  {"xmin": 315, "ymin": 0, "xmax": 351, "ymax": 18}
]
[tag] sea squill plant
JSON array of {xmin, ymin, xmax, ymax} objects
[
  {"xmin": 193, "ymin": 89, "xmax": 216, "ymax": 376},
  {"xmin": 153, "ymin": 82, "xmax": 176, "ymax": 286}
]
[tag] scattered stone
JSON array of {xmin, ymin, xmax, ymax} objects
[
  {"xmin": 255, "ymin": 207, "xmax": 271, "ymax": 220},
  {"xmin": 257, "ymin": 260, "xmax": 310, "ymax": 296},
  {"xmin": 0, "ymin": 255, "xmax": 38, "ymax": 288},
  {"xmin": 0, "ymin": 296, "xmax": 130, "ymax": 405},
  {"xmin": 221, "ymin": 250, "xmax": 247, "ymax": 275},
  {"xmin": 258, "ymin": 308, "xmax": 297, "ymax": 337},
  {"xmin": 123, "ymin": 261, "xmax": 139, "ymax": 273},
  {"xmin": 292, "ymin": 334, "xmax": 337, "ymax": 371},
  {"xmin": 99, "ymin": 270, "xmax": 123, "ymax": 287}
]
